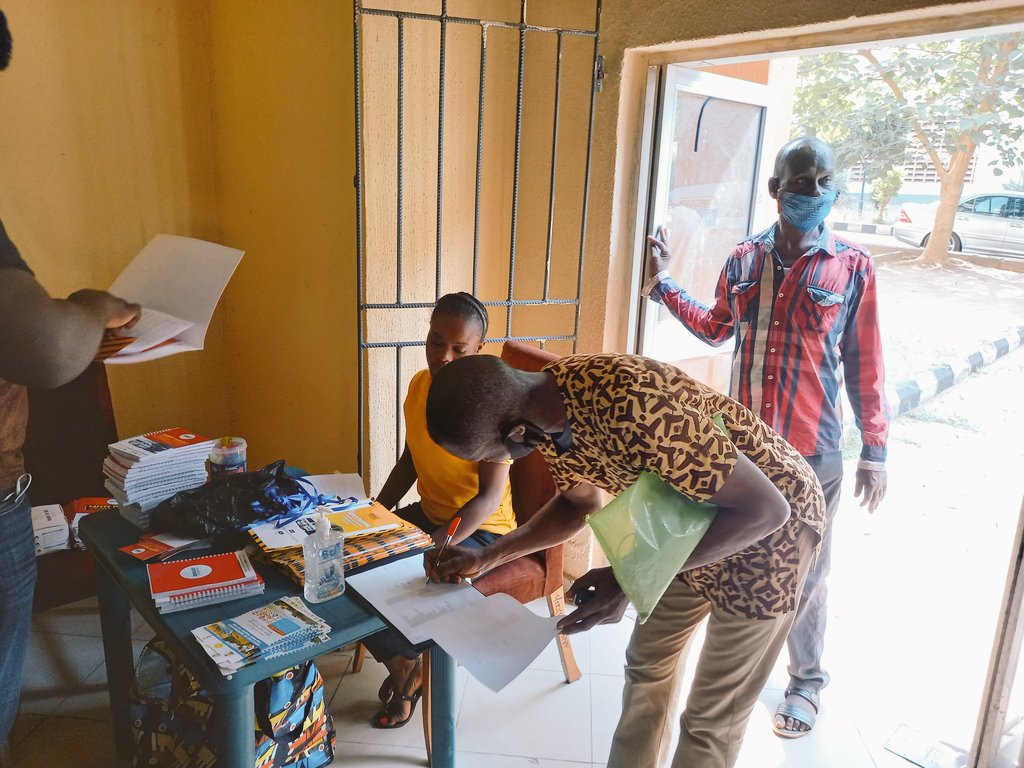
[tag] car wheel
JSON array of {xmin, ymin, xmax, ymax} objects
[{"xmin": 922, "ymin": 233, "xmax": 964, "ymax": 252}]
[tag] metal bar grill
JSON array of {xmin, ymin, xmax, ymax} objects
[
  {"xmin": 354, "ymin": 1, "xmax": 366, "ymax": 473},
  {"xmin": 472, "ymin": 26, "xmax": 487, "ymax": 297},
  {"xmin": 396, "ymin": 16, "xmax": 405, "ymax": 305},
  {"xmin": 355, "ymin": 0, "xmax": 602, "ymax": 478},
  {"xmin": 358, "ymin": 6, "xmax": 597, "ymax": 37},
  {"xmin": 506, "ymin": 0, "xmax": 527, "ymax": 340},
  {"xmin": 543, "ymin": 32, "xmax": 563, "ymax": 302},
  {"xmin": 573, "ymin": 0, "xmax": 602, "ymax": 353},
  {"xmin": 435, "ymin": 2, "xmax": 447, "ymax": 301},
  {"xmin": 362, "ymin": 298, "xmax": 579, "ymax": 310}
]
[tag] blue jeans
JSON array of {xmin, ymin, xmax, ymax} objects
[
  {"xmin": 785, "ymin": 451, "xmax": 844, "ymax": 695},
  {"xmin": 363, "ymin": 503, "xmax": 500, "ymax": 662},
  {"xmin": 0, "ymin": 489, "xmax": 35, "ymax": 747}
]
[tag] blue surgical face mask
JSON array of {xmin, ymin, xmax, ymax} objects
[{"xmin": 779, "ymin": 189, "xmax": 838, "ymax": 232}]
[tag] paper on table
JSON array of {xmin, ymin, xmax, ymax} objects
[
  {"xmin": 303, "ymin": 473, "xmax": 368, "ymax": 501},
  {"xmin": 347, "ymin": 555, "xmax": 481, "ymax": 645},
  {"xmin": 246, "ymin": 502, "xmax": 384, "ymax": 551},
  {"xmin": 106, "ymin": 234, "xmax": 244, "ymax": 364},
  {"xmin": 421, "ymin": 592, "xmax": 560, "ymax": 693},
  {"xmin": 347, "ymin": 556, "xmax": 560, "ymax": 692}
]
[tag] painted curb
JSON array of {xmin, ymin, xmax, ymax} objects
[
  {"xmin": 831, "ymin": 222, "xmax": 895, "ymax": 236},
  {"xmin": 886, "ymin": 325, "xmax": 1024, "ymax": 417}
]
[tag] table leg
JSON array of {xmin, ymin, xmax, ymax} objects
[
  {"xmin": 96, "ymin": 564, "xmax": 135, "ymax": 759},
  {"xmin": 209, "ymin": 686, "xmax": 255, "ymax": 768},
  {"xmin": 428, "ymin": 645, "xmax": 456, "ymax": 768}
]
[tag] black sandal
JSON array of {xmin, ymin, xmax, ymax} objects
[
  {"xmin": 371, "ymin": 657, "xmax": 423, "ymax": 729},
  {"xmin": 377, "ymin": 677, "xmax": 395, "ymax": 705}
]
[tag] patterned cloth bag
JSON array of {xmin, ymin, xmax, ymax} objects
[
  {"xmin": 129, "ymin": 639, "xmax": 336, "ymax": 768},
  {"xmin": 254, "ymin": 663, "xmax": 335, "ymax": 768}
]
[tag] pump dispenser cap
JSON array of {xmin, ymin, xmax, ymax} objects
[{"xmin": 315, "ymin": 506, "xmax": 331, "ymax": 536}]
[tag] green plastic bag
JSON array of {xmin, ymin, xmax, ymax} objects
[{"xmin": 587, "ymin": 436, "xmax": 727, "ymax": 624}]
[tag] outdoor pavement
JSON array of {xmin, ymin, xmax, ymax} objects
[{"xmin": 837, "ymin": 230, "xmax": 1024, "ymax": 427}]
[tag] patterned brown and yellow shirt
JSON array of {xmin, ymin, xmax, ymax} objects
[{"xmin": 539, "ymin": 354, "xmax": 825, "ymax": 620}]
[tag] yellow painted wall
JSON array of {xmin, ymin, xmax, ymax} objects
[
  {"xmin": 0, "ymin": 1, "xmax": 231, "ymax": 441},
  {"xmin": 206, "ymin": 1, "xmax": 358, "ymax": 474},
  {"xmin": 0, "ymin": 1, "xmax": 359, "ymax": 477}
]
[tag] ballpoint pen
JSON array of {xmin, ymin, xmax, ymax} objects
[{"xmin": 425, "ymin": 516, "xmax": 462, "ymax": 586}]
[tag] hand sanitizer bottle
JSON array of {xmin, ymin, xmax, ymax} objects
[{"xmin": 303, "ymin": 506, "xmax": 345, "ymax": 603}]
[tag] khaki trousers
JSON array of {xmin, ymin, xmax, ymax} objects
[{"xmin": 607, "ymin": 524, "xmax": 817, "ymax": 768}]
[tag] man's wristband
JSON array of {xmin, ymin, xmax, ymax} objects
[
  {"xmin": 641, "ymin": 269, "xmax": 670, "ymax": 298},
  {"xmin": 857, "ymin": 459, "xmax": 886, "ymax": 472}
]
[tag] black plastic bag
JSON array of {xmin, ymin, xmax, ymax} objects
[{"xmin": 151, "ymin": 460, "xmax": 315, "ymax": 538}]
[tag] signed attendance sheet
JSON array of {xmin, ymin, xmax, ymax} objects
[{"xmin": 347, "ymin": 555, "xmax": 560, "ymax": 692}]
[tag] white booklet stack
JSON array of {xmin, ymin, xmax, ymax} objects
[
  {"xmin": 103, "ymin": 427, "xmax": 214, "ymax": 529},
  {"xmin": 192, "ymin": 596, "xmax": 332, "ymax": 676}
]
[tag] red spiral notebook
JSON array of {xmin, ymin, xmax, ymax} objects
[{"xmin": 147, "ymin": 550, "xmax": 264, "ymax": 612}]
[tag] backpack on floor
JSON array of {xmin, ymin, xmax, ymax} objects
[{"xmin": 129, "ymin": 638, "xmax": 335, "ymax": 768}]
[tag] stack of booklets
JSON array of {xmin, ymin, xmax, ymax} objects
[
  {"xmin": 192, "ymin": 596, "xmax": 331, "ymax": 676},
  {"xmin": 247, "ymin": 502, "xmax": 433, "ymax": 586},
  {"xmin": 147, "ymin": 550, "xmax": 265, "ymax": 614},
  {"xmin": 103, "ymin": 427, "xmax": 214, "ymax": 529}
]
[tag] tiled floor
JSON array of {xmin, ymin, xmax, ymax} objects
[{"xmin": 6, "ymin": 593, "xmax": 928, "ymax": 768}]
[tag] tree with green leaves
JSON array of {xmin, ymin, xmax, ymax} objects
[
  {"xmin": 871, "ymin": 169, "xmax": 904, "ymax": 224},
  {"xmin": 793, "ymin": 62, "xmax": 909, "ymax": 211},
  {"xmin": 793, "ymin": 33, "xmax": 1024, "ymax": 265}
]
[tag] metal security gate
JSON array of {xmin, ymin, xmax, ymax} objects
[{"xmin": 354, "ymin": 0, "xmax": 602, "ymax": 477}]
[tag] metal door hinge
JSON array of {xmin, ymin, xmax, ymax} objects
[{"xmin": 595, "ymin": 54, "xmax": 605, "ymax": 93}]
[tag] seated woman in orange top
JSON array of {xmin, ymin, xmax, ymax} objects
[{"xmin": 365, "ymin": 292, "xmax": 515, "ymax": 728}]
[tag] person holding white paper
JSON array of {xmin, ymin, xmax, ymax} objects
[
  {"xmin": 425, "ymin": 353, "xmax": 825, "ymax": 768},
  {"xmin": 0, "ymin": 16, "xmax": 141, "ymax": 765}
]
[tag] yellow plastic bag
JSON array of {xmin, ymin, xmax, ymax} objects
[{"xmin": 587, "ymin": 466, "xmax": 722, "ymax": 624}]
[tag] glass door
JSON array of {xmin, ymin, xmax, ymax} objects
[{"xmin": 636, "ymin": 65, "xmax": 768, "ymax": 393}]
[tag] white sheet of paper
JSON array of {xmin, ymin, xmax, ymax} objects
[
  {"xmin": 348, "ymin": 557, "xmax": 559, "ymax": 692},
  {"xmin": 106, "ymin": 234, "xmax": 243, "ymax": 363},
  {"xmin": 422, "ymin": 593, "xmax": 560, "ymax": 693},
  {"xmin": 303, "ymin": 473, "xmax": 368, "ymax": 501},
  {"xmin": 115, "ymin": 307, "xmax": 194, "ymax": 356},
  {"xmin": 347, "ymin": 556, "xmax": 482, "ymax": 645}
]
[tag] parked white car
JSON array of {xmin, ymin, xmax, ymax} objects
[{"xmin": 893, "ymin": 192, "xmax": 1024, "ymax": 257}]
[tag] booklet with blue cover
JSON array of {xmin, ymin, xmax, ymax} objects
[{"xmin": 191, "ymin": 595, "xmax": 331, "ymax": 675}]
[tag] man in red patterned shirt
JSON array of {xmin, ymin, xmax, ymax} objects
[{"xmin": 641, "ymin": 136, "xmax": 889, "ymax": 738}]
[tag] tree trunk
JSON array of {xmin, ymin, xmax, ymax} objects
[{"xmin": 917, "ymin": 144, "xmax": 975, "ymax": 265}]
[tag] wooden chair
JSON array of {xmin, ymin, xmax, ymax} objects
[{"xmin": 419, "ymin": 340, "xmax": 582, "ymax": 762}]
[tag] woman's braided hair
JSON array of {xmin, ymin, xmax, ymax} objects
[{"xmin": 431, "ymin": 292, "xmax": 489, "ymax": 339}]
